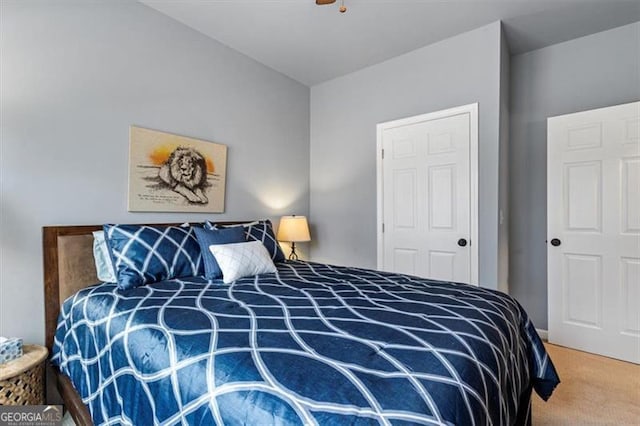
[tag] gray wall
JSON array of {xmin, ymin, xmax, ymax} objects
[
  {"xmin": 498, "ymin": 25, "xmax": 511, "ymax": 295},
  {"xmin": 0, "ymin": 0, "xmax": 310, "ymax": 344},
  {"xmin": 310, "ymin": 22, "xmax": 504, "ymax": 288},
  {"xmin": 509, "ymin": 22, "xmax": 640, "ymax": 329}
]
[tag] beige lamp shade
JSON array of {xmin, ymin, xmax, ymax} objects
[{"xmin": 277, "ymin": 216, "xmax": 311, "ymax": 242}]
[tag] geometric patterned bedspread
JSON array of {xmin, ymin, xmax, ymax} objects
[{"xmin": 52, "ymin": 261, "xmax": 559, "ymax": 426}]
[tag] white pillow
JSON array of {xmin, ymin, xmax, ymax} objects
[
  {"xmin": 209, "ymin": 240, "xmax": 277, "ymax": 284},
  {"xmin": 92, "ymin": 231, "xmax": 117, "ymax": 283}
]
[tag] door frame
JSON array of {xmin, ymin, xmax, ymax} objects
[{"xmin": 376, "ymin": 103, "xmax": 479, "ymax": 285}]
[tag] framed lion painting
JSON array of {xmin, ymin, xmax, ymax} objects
[{"xmin": 128, "ymin": 126, "xmax": 227, "ymax": 213}]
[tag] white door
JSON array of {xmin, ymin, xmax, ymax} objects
[
  {"xmin": 548, "ymin": 101, "xmax": 640, "ymax": 364},
  {"xmin": 377, "ymin": 104, "xmax": 478, "ymax": 285}
]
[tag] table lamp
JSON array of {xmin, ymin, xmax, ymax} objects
[{"xmin": 277, "ymin": 215, "xmax": 311, "ymax": 260}]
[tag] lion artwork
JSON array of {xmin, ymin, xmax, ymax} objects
[{"xmin": 158, "ymin": 147, "xmax": 209, "ymax": 204}]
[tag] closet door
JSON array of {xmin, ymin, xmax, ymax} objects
[
  {"xmin": 377, "ymin": 104, "xmax": 478, "ymax": 285},
  {"xmin": 548, "ymin": 101, "xmax": 640, "ymax": 364}
]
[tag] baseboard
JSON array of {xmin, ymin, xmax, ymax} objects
[{"xmin": 536, "ymin": 328, "xmax": 548, "ymax": 341}]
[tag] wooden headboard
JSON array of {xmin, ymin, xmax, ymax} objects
[
  {"xmin": 43, "ymin": 225, "xmax": 104, "ymax": 425},
  {"xmin": 43, "ymin": 225, "xmax": 103, "ymax": 352}
]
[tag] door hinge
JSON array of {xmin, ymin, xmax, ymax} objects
[
  {"xmin": 381, "ymin": 149, "xmax": 385, "ymax": 159},
  {"xmin": 382, "ymin": 223, "xmax": 385, "ymax": 233}
]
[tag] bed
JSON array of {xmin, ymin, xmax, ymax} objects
[{"xmin": 43, "ymin": 222, "xmax": 559, "ymax": 425}]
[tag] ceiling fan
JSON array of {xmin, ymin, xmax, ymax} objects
[{"xmin": 316, "ymin": 0, "xmax": 347, "ymax": 13}]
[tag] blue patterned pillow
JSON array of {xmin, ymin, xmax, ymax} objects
[
  {"xmin": 205, "ymin": 220, "xmax": 285, "ymax": 263},
  {"xmin": 104, "ymin": 224, "xmax": 204, "ymax": 290},
  {"xmin": 194, "ymin": 226, "xmax": 246, "ymax": 279}
]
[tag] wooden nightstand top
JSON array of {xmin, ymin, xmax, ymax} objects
[{"xmin": 0, "ymin": 345, "xmax": 48, "ymax": 381}]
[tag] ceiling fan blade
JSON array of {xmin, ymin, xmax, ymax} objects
[{"xmin": 316, "ymin": 0, "xmax": 336, "ymax": 4}]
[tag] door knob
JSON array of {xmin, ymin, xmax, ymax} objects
[
  {"xmin": 457, "ymin": 238, "xmax": 468, "ymax": 247},
  {"xmin": 550, "ymin": 238, "xmax": 561, "ymax": 247}
]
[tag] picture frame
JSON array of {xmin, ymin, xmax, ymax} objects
[{"xmin": 128, "ymin": 126, "xmax": 227, "ymax": 213}]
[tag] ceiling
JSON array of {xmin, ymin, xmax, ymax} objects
[{"xmin": 141, "ymin": 0, "xmax": 640, "ymax": 86}]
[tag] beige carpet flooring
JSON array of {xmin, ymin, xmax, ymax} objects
[{"xmin": 532, "ymin": 343, "xmax": 640, "ymax": 425}]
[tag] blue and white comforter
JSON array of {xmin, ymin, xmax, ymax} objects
[{"xmin": 52, "ymin": 261, "xmax": 559, "ymax": 425}]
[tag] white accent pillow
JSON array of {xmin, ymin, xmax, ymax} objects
[
  {"xmin": 92, "ymin": 231, "xmax": 117, "ymax": 283},
  {"xmin": 209, "ymin": 240, "xmax": 277, "ymax": 284}
]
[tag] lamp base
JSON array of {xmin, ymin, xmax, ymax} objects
[{"xmin": 288, "ymin": 242, "xmax": 299, "ymax": 260}]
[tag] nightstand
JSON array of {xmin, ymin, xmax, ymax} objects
[{"xmin": 0, "ymin": 344, "xmax": 48, "ymax": 405}]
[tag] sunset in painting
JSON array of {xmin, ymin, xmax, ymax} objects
[{"xmin": 148, "ymin": 144, "xmax": 173, "ymax": 166}]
